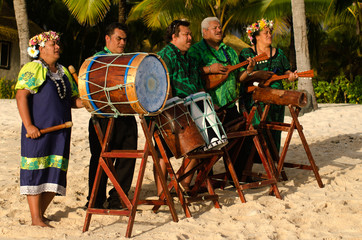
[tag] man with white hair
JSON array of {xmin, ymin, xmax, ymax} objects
[
  {"xmin": 189, "ymin": 17, "xmax": 256, "ymax": 125},
  {"xmin": 188, "ymin": 17, "xmax": 272, "ymax": 182}
]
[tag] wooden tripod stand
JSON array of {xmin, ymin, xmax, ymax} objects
[
  {"xmin": 83, "ymin": 116, "xmax": 179, "ymax": 238},
  {"xmin": 252, "ymin": 88, "xmax": 324, "ymax": 188}
]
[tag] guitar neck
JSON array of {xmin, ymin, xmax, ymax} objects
[
  {"xmin": 227, "ymin": 52, "xmax": 268, "ymax": 73},
  {"xmin": 227, "ymin": 60, "xmax": 249, "ymax": 72},
  {"xmin": 266, "ymin": 70, "xmax": 314, "ymax": 83},
  {"xmin": 246, "ymin": 70, "xmax": 314, "ymax": 93}
]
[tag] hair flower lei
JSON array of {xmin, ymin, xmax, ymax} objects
[
  {"xmin": 27, "ymin": 31, "xmax": 60, "ymax": 58},
  {"xmin": 246, "ymin": 19, "xmax": 274, "ymax": 44}
]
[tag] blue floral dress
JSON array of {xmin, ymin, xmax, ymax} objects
[{"xmin": 16, "ymin": 60, "xmax": 78, "ymax": 196}]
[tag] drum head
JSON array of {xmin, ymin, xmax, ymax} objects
[
  {"xmin": 164, "ymin": 97, "xmax": 183, "ymax": 110},
  {"xmin": 132, "ymin": 55, "xmax": 168, "ymax": 113},
  {"xmin": 184, "ymin": 91, "xmax": 210, "ymax": 104}
]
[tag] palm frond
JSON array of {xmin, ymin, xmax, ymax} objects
[{"xmin": 62, "ymin": 0, "xmax": 111, "ymax": 26}]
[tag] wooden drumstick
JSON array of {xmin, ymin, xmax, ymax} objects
[
  {"xmin": 26, "ymin": 121, "xmax": 73, "ymax": 138},
  {"xmin": 68, "ymin": 65, "xmax": 78, "ymax": 84}
]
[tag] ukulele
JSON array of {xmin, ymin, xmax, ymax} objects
[
  {"xmin": 203, "ymin": 52, "xmax": 269, "ymax": 90},
  {"xmin": 246, "ymin": 70, "xmax": 314, "ymax": 93}
]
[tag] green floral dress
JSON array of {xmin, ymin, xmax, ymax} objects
[{"xmin": 239, "ymin": 47, "xmax": 291, "ymax": 152}]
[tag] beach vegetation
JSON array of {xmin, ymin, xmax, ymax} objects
[{"xmin": 0, "ymin": 77, "xmax": 16, "ymax": 99}]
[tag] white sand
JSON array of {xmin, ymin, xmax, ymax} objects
[{"xmin": 0, "ymin": 99, "xmax": 361, "ymax": 240}]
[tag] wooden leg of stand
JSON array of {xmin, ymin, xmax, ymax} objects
[
  {"xmin": 83, "ymin": 118, "xmax": 115, "ymax": 232},
  {"xmin": 223, "ymin": 149, "xmax": 246, "ymax": 203},
  {"xmin": 288, "ymin": 106, "xmax": 324, "ymax": 188},
  {"xmin": 126, "ymin": 136, "xmax": 150, "ymax": 237},
  {"xmin": 152, "ymin": 132, "xmax": 192, "ymax": 218},
  {"xmin": 253, "ymin": 135, "xmax": 282, "ymax": 199},
  {"xmin": 140, "ymin": 117, "xmax": 178, "ymax": 222},
  {"xmin": 83, "ymin": 158, "xmax": 103, "ymax": 232}
]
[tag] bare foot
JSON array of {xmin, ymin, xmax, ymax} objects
[{"xmin": 32, "ymin": 220, "xmax": 53, "ymax": 228}]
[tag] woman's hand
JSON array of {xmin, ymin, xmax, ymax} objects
[
  {"xmin": 246, "ymin": 57, "xmax": 255, "ymax": 74},
  {"xmin": 287, "ymin": 70, "xmax": 298, "ymax": 82},
  {"xmin": 26, "ymin": 125, "xmax": 41, "ymax": 139},
  {"xmin": 72, "ymin": 97, "xmax": 84, "ymax": 108}
]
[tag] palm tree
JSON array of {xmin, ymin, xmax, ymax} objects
[
  {"xmin": 13, "ymin": 0, "xmax": 30, "ymax": 67},
  {"xmin": 127, "ymin": 0, "xmax": 250, "ymax": 40},
  {"xmin": 291, "ymin": 0, "xmax": 317, "ymax": 111}
]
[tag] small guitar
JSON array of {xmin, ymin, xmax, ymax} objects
[
  {"xmin": 246, "ymin": 70, "xmax": 314, "ymax": 93},
  {"xmin": 203, "ymin": 52, "xmax": 269, "ymax": 90}
]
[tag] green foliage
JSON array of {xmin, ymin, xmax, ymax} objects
[
  {"xmin": 283, "ymin": 75, "xmax": 362, "ymax": 104},
  {"xmin": 0, "ymin": 77, "xmax": 16, "ymax": 99},
  {"xmin": 346, "ymin": 75, "xmax": 362, "ymax": 104}
]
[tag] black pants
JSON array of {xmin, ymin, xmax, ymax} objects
[{"xmin": 87, "ymin": 116, "xmax": 138, "ymax": 207}]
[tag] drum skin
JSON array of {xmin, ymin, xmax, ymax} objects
[
  {"xmin": 155, "ymin": 97, "xmax": 205, "ymax": 159},
  {"xmin": 78, "ymin": 53, "xmax": 170, "ymax": 116}
]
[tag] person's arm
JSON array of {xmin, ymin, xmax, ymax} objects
[
  {"xmin": 239, "ymin": 57, "xmax": 255, "ymax": 83},
  {"xmin": 16, "ymin": 89, "xmax": 41, "ymax": 139}
]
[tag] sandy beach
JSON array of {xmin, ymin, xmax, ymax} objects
[{"xmin": 0, "ymin": 99, "xmax": 361, "ymax": 240}]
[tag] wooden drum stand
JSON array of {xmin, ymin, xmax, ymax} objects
[
  {"xmin": 252, "ymin": 88, "xmax": 324, "ymax": 188},
  {"xmin": 83, "ymin": 116, "xmax": 178, "ymax": 238}
]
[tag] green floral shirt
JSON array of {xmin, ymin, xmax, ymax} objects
[
  {"xmin": 188, "ymin": 39, "xmax": 243, "ymax": 107},
  {"xmin": 15, "ymin": 60, "xmax": 78, "ymax": 97},
  {"xmin": 157, "ymin": 43, "xmax": 203, "ymax": 98}
]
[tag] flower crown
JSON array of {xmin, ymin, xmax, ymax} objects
[
  {"xmin": 27, "ymin": 31, "xmax": 60, "ymax": 58},
  {"xmin": 246, "ymin": 19, "xmax": 274, "ymax": 45}
]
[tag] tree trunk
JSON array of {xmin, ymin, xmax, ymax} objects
[
  {"xmin": 13, "ymin": 0, "xmax": 30, "ymax": 67},
  {"xmin": 291, "ymin": 0, "xmax": 318, "ymax": 111},
  {"xmin": 118, "ymin": 0, "xmax": 127, "ymax": 24}
]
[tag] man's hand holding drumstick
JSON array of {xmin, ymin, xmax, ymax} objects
[{"xmin": 26, "ymin": 121, "xmax": 73, "ymax": 139}]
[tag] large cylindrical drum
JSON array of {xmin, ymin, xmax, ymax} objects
[
  {"xmin": 78, "ymin": 53, "xmax": 170, "ymax": 117},
  {"xmin": 252, "ymin": 88, "xmax": 308, "ymax": 108}
]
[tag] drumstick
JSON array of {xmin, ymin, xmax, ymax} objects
[
  {"xmin": 68, "ymin": 65, "xmax": 78, "ymax": 84},
  {"xmin": 26, "ymin": 121, "xmax": 73, "ymax": 138}
]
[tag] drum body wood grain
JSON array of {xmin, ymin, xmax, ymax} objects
[
  {"xmin": 252, "ymin": 88, "xmax": 308, "ymax": 108},
  {"xmin": 155, "ymin": 97, "xmax": 205, "ymax": 159}
]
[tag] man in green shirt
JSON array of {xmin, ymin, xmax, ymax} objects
[
  {"xmin": 155, "ymin": 20, "xmax": 204, "ymax": 194},
  {"xmin": 188, "ymin": 17, "xmax": 271, "ymax": 123},
  {"xmin": 157, "ymin": 20, "xmax": 203, "ymax": 98},
  {"xmin": 188, "ymin": 17, "xmax": 273, "ymax": 183}
]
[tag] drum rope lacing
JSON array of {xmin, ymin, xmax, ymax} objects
[
  {"xmin": 79, "ymin": 54, "xmax": 148, "ymax": 117},
  {"xmin": 156, "ymin": 101, "xmax": 192, "ymax": 138}
]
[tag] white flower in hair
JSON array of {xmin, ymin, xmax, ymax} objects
[
  {"xmin": 39, "ymin": 41, "xmax": 45, "ymax": 47},
  {"xmin": 27, "ymin": 46, "xmax": 39, "ymax": 58}
]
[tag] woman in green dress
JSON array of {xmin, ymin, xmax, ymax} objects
[{"xmin": 236, "ymin": 19, "xmax": 298, "ymax": 179}]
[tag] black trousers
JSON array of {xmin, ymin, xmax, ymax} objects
[{"xmin": 87, "ymin": 116, "xmax": 138, "ymax": 207}]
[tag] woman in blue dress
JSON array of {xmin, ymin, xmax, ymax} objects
[{"xmin": 15, "ymin": 31, "xmax": 83, "ymax": 227}]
